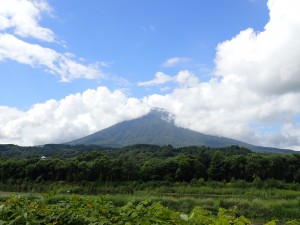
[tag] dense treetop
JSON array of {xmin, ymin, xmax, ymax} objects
[{"xmin": 0, "ymin": 144, "xmax": 299, "ymax": 183}]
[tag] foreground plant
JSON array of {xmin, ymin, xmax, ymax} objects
[{"xmin": 0, "ymin": 195, "xmax": 298, "ymax": 225}]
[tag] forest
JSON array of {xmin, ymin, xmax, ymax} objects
[{"xmin": 0, "ymin": 144, "xmax": 299, "ymax": 184}]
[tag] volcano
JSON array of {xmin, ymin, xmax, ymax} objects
[{"xmin": 68, "ymin": 109, "xmax": 294, "ymax": 153}]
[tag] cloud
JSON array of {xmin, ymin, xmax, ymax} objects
[
  {"xmin": 0, "ymin": 0, "xmax": 104, "ymax": 81},
  {"xmin": 215, "ymin": 0, "xmax": 300, "ymax": 95},
  {"xmin": 138, "ymin": 71, "xmax": 199, "ymax": 88},
  {"xmin": 0, "ymin": 34, "xmax": 102, "ymax": 81},
  {"xmin": 0, "ymin": 87, "xmax": 150, "ymax": 145},
  {"xmin": 137, "ymin": 72, "xmax": 173, "ymax": 87},
  {"xmin": 0, "ymin": 0, "xmax": 54, "ymax": 42},
  {"xmin": 174, "ymin": 71, "xmax": 199, "ymax": 88},
  {"xmin": 143, "ymin": 80, "xmax": 300, "ymax": 150},
  {"xmin": 162, "ymin": 57, "xmax": 191, "ymax": 67}
]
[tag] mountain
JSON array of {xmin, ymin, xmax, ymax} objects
[{"xmin": 68, "ymin": 109, "xmax": 295, "ymax": 153}]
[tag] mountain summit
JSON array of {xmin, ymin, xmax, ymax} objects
[
  {"xmin": 68, "ymin": 108, "xmax": 248, "ymax": 148},
  {"xmin": 68, "ymin": 109, "xmax": 296, "ymax": 153}
]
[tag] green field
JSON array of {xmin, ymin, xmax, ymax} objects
[
  {"xmin": 1, "ymin": 181, "xmax": 300, "ymax": 224},
  {"xmin": 0, "ymin": 194, "xmax": 255, "ymax": 225}
]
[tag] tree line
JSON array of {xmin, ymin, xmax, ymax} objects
[{"xmin": 0, "ymin": 144, "xmax": 299, "ymax": 184}]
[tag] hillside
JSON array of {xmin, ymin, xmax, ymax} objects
[
  {"xmin": 68, "ymin": 109, "xmax": 245, "ymax": 147},
  {"xmin": 68, "ymin": 109, "xmax": 294, "ymax": 153}
]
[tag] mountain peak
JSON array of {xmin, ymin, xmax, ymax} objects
[
  {"xmin": 67, "ymin": 109, "xmax": 297, "ymax": 153},
  {"xmin": 147, "ymin": 108, "xmax": 175, "ymax": 124},
  {"xmin": 68, "ymin": 108, "xmax": 247, "ymax": 148}
]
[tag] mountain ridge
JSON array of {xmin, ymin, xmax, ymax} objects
[{"xmin": 68, "ymin": 109, "xmax": 295, "ymax": 153}]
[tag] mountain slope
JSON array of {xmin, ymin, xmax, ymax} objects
[
  {"xmin": 68, "ymin": 109, "xmax": 295, "ymax": 153},
  {"xmin": 68, "ymin": 110, "xmax": 241, "ymax": 147}
]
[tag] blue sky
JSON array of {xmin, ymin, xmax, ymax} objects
[
  {"xmin": 0, "ymin": 0, "xmax": 268, "ymax": 108},
  {"xmin": 1, "ymin": 0, "xmax": 300, "ymax": 150}
]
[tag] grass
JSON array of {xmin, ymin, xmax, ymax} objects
[{"xmin": 0, "ymin": 181, "xmax": 299, "ymax": 223}]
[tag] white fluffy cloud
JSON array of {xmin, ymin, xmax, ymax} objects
[
  {"xmin": 0, "ymin": 87, "xmax": 150, "ymax": 145},
  {"xmin": 215, "ymin": 0, "xmax": 300, "ymax": 95},
  {"xmin": 0, "ymin": 0, "xmax": 54, "ymax": 42},
  {"xmin": 0, "ymin": 34, "xmax": 101, "ymax": 81},
  {"xmin": 0, "ymin": 0, "xmax": 103, "ymax": 81},
  {"xmin": 143, "ymin": 80, "xmax": 300, "ymax": 150}
]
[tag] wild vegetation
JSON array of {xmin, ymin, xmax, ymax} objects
[
  {"xmin": 0, "ymin": 193, "xmax": 299, "ymax": 225},
  {"xmin": 0, "ymin": 144, "xmax": 299, "ymax": 223},
  {"xmin": 1, "ymin": 180, "xmax": 299, "ymax": 223}
]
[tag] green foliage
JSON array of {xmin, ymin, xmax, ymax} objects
[
  {"xmin": 0, "ymin": 195, "xmax": 298, "ymax": 225},
  {"xmin": 0, "ymin": 196, "xmax": 288, "ymax": 225},
  {"xmin": 0, "ymin": 144, "xmax": 299, "ymax": 183}
]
